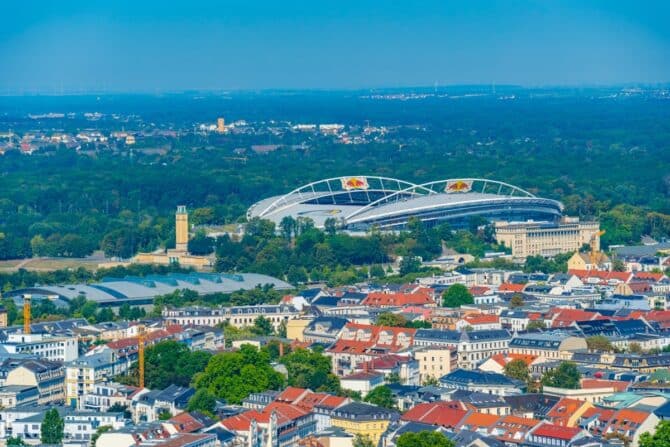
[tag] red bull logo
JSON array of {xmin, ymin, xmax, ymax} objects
[
  {"xmin": 446, "ymin": 180, "xmax": 473, "ymax": 193},
  {"xmin": 341, "ymin": 177, "xmax": 369, "ymax": 190}
]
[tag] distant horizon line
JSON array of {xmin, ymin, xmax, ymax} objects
[{"xmin": 1, "ymin": 82, "xmax": 669, "ymax": 97}]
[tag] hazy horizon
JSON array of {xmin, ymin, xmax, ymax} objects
[{"xmin": 2, "ymin": 1, "xmax": 670, "ymax": 93}]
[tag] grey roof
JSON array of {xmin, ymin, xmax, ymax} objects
[
  {"xmin": 331, "ymin": 402, "xmax": 398, "ymax": 420},
  {"xmin": 440, "ymin": 369, "xmax": 521, "ymax": 387},
  {"xmin": 7, "ymin": 272, "xmax": 292, "ymax": 306},
  {"xmin": 509, "ymin": 331, "xmax": 575, "ymax": 350},
  {"xmin": 462, "ymin": 329, "xmax": 511, "ymax": 342},
  {"xmin": 415, "ymin": 329, "xmax": 461, "ymax": 343},
  {"xmin": 613, "ymin": 242, "xmax": 670, "ymax": 258}
]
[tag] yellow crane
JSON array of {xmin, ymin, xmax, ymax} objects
[
  {"xmin": 138, "ymin": 326, "xmax": 145, "ymax": 388},
  {"xmin": 23, "ymin": 295, "xmax": 31, "ymax": 334}
]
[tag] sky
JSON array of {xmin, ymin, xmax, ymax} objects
[{"xmin": 1, "ymin": 0, "xmax": 669, "ymax": 92}]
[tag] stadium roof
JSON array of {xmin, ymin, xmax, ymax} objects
[
  {"xmin": 6, "ymin": 272, "xmax": 292, "ymax": 307},
  {"xmin": 248, "ymin": 176, "xmax": 563, "ymax": 230}
]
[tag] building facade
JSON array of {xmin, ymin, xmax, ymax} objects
[{"xmin": 495, "ymin": 218, "xmax": 600, "ymax": 260}]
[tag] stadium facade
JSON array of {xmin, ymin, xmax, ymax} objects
[{"xmin": 247, "ymin": 176, "xmax": 563, "ymax": 231}]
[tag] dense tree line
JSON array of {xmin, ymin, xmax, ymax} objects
[
  {"xmin": 1, "ymin": 93, "xmax": 670, "ymax": 261},
  {"xmin": 214, "ymin": 216, "xmax": 504, "ymax": 285}
]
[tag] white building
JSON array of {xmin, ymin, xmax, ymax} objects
[{"xmin": 1, "ymin": 333, "xmax": 78, "ymax": 362}]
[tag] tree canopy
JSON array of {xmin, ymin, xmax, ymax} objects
[
  {"xmin": 541, "ymin": 361, "xmax": 581, "ymax": 389},
  {"xmin": 363, "ymin": 385, "xmax": 396, "ymax": 410},
  {"xmin": 442, "ymin": 284, "xmax": 474, "ymax": 308},
  {"xmin": 503, "ymin": 359, "xmax": 530, "ymax": 383},
  {"xmin": 279, "ymin": 347, "xmax": 343, "ymax": 394},
  {"xmin": 41, "ymin": 408, "xmax": 64, "ymax": 445},
  {"xmin": 396, "ymin": 431, "xmax": 455, "ymax": 447},
  {"xmin": 586, "ymin": 335, "xmax": 613, "ymax": 352},
  {"xmin": 193, "ymin": 344, "xmax": 284, "ymax": 404},
  {"xmin": 640, "ymin": 420, "xmax": 670, "ymax": 447}
]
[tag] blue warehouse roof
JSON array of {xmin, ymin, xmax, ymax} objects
[{"xmin": 6, "ymin": 272, "xmax": 292, "ymax": 307}]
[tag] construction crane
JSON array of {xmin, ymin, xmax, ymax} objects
[
  {"xmin": 138, "ymin": 326, "xmax": 145, "ymax": 389},
  {"xmin": 590, "ymin": 230, "xmax": 606, "ymax": 267},
  {"xmin": 23, "ymin": 295, "xmax": 31, "ymax": 334}
]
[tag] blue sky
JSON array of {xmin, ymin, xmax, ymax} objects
[{"xmin": 1, "ymin": 0, "xmax": 669, "ymax": 92}]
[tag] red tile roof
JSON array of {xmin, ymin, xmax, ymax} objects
[
  {"xmin": 533, "ymin": 423, "xmax": 582, "ymax": 440},
  {"xmin": 645, "ymin": 310, "xmax": 670, "ymax": 323},
  {"xmin": 547, "ymin": 398, "xmax": 589, "ymax": 425},
  {"xmin": 362, "ymin": 291, "xmax": 433, "ymax": 307},
  {"xmin": 610, "ymin": 408, "xmax": 651, "ymax": 426},
  {"xmin": 459, "ymin": 412, "xmax": 500, "ymax": 429},
  {"xmin": 568, "ymin": 269, "xmax": 632, "ymax": 283},
  {"xmin": 550, "ymin": 309, "xmax": 601, "ymax": 328},
  {"xmin": 469, "ymin": 286, "xmax": 491, "ymax": 296},
  {"xmin": 401, "ymin": 402, "xmax": 468, "ymax": 428},
  {"xmin": 167, "ymin": 412, "xmax": 205, "ymax": 433},
  {"xmin": 276, "ymin": 387, "xmax": 308, "ymax": 403},
  {"xmin": 328, "ymin": 323, "xmax": 416, "ymax": 354},
  {"xmin": 499, "ymin": 283, "xmax": 525, "ymax": 293},
  {"xmin": 463, "ymin": 314, "xmax": 500, "ymax": 325},
  {"xmin": 633, "ymin": 272, "xmax": 665, "ymax": 282}
]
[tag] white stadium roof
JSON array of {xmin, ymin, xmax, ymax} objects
[{"xmin": 248, "ymin": 176, "xmax": 563, "ymax": 230}]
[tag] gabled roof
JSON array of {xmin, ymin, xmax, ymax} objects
[
  {"xmin": 532, "ymin": 423, "xmax": 583, "ymax": 440},
  {"xmin": 275, "ymin": 387, "xmax": 309, "ymax": 403},
  {"xmin": 401, "ymin": 402, "xmax": 468, "ymax": 428},
  {"xmin": 362, "ymin": 291, "xmax": 433, "ymax": 307},
  {"xmin": 546, "ymin": 398, "xmax": 589, "ymax": 425},
  {"xmin": 568, "ymin": 269, "xmax": 632, "ymax": 283},
  {"xmin": 462, "ymin": 314, "xmax": 500, "ymax": 325},
  {"xmin": 458, "ymin": 411, "xmax": 500, "ymax": 429},
  {"xmin": 167, "ymin": 412, "xmax": 206, "ymax": 433},
  {"xmin": 498, "ymin": 283, "xmax": 525, "ymax": 293}
]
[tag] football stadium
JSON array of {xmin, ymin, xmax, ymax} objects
[{"xmin": 247, "ymin": 176, "xmax": 563, "ymax": 231}]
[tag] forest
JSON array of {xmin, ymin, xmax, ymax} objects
[{"xmin": 0, "ymin": 91, "xmax": 669, "ymax": 264}]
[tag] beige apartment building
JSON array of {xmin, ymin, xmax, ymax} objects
[
  {"xmin": 415, "ymin": 346, "xmax": 457, "ymax": 383},
  {"xmin": 495, "ymin": 218, "xmax": 600, "ymax": 260}
]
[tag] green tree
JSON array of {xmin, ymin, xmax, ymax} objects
[
  {"xmin": 41, "ymin": 408, "xmax": 64, "ymax": 445},
  {"xmin": 640, "ymin": 420, "xmax": 670, "ymax": 447},
  {"xmin": 396, "ymin": 431, "xmax": 455, "ymax": 447},
  {"xmin": 526, "ymin": 321, "xmax": 546, "ymax": 330},
  {"xmin": 280, "ymin": 348, "xmax": 340, "ymax": 392},
  {"xmin": 252, "ymin": 315, "xmax": 274, "ymax": 336},
  {"xmin": 375, "ymin": 312, "xmax": 408, "ymax": 327},
  {"xmin": 399, "ymin": 256, "xmax": 422, "ymax": 276},
  {"xmin": 541, "ymin": 361, "xmax": 581, "ymax": 389},
  {"xmin": 158, "ymin": 410, "xmax": 172, "ymax": 420},
  {"xmin": 363, "ymin": 385, "xmax": 396, "ymax": 409},
  {"xmin": 370, "ymin": 264, "xmax": 386, "ymax": 279},
  {"xmin": 386, "ymin": 372, "xmax": 401, "ymax": 384},
  {"xmin": 586, "ymin": 335, "xmax": 613, "ymax": 352},
  {"xmin": 324, "ymin": 217, "xmax": 338, "ymax": 236},
  {"xmin": 140, "ymin": 340, "xmax": 212, "ymax": 389},
  {"xmin": 6, "ymin": 437, "xmax": 26, "ymax": 446},
  {"xmin": 629, "ymin": 342, "xmax": 643, "ymax": 354},
  {"xmin": 187, "ymin": 388, "xmax": 217, "ymax": 416},
  {"xmin": 503, "ymin": 359, "xmax": 530, "ymax": 382},
  {"xmin": 194, "ymin": 345, "xmax": 284, "ymax": 404},
  {"xmin": 509, "ymin": 293, "xmax": 525, "ymax": 308},
  {"xmin": 442, "ymin": 283, "xmax": 474, "ymax": 308}
]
